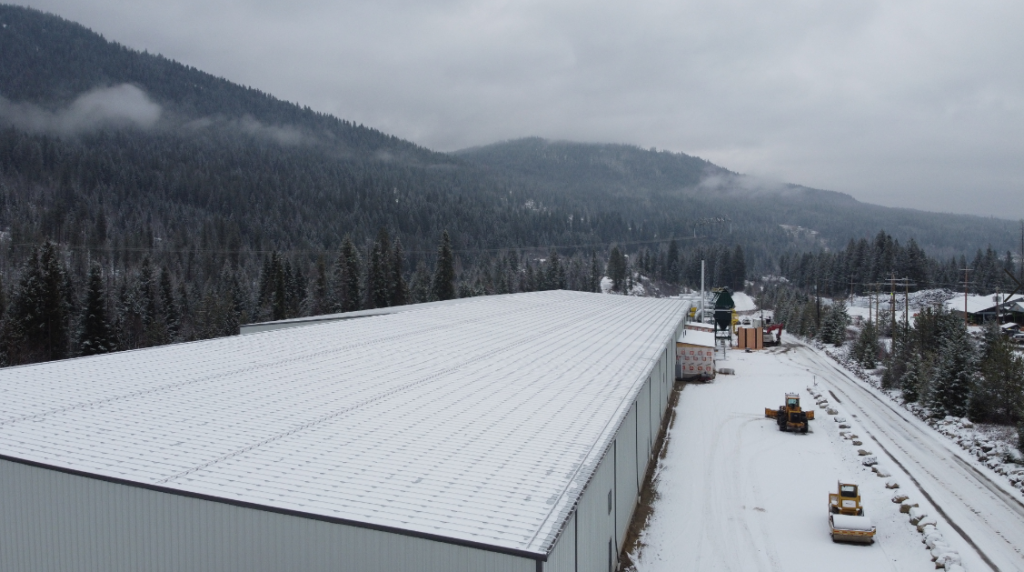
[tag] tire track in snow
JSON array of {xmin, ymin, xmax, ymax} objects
[{"xmin": 789, "ymin": 344, "xmax": 1024, "ymax": 572}]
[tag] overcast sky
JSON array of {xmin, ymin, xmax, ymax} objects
[{"xmin": 18, "ymin": 0, "xmax": 1024, "ymax": 220}]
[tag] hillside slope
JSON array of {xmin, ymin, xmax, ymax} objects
[{"xmin": 457, "ymin": 138, "xmax": 1020, "ymax": 260}]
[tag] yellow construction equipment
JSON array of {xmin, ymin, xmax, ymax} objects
[
  {"xmin": 764, "ymin": 393, "xmax": 815, "ymax": 433},
  {"xmin": 828, "ymin": 481, "xmax": 876, "ymax": 543}
]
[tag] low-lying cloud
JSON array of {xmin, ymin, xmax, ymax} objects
[
  {"xmin": 183, "ymin": 115, "xmax": 311, "ymax": 146},
  {"xmin": 0, "ymin": 84, "xmax": 162, "ymax": 134}
]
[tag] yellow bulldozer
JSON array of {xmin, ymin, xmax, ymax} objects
[
  {"xmin": 828, "ymin": 481, "xmax": 876, "ymax": 543},
  {"xmin": 764, "ymin": 392, "xmax": 815, "ymax": 433}
]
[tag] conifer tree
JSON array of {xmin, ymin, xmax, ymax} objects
[
  {"xmin": 367, "ymin": 240, "xmax": 389, "ymax": 309},
  {"xmin": 852, "ymin": 319, "xmax": 879, "ymax": 368},
  {"xmin": 608, "ymin": 246, "xmax": 626, "ymax": 292},
  {"xmin": 9, "ymin": 242, "xmax": 70, "ymax": 363},
  {"xmin": 971, "ymin": 321, "xmax": 1024, "ymax": 424},
  {"xmin": 819, "ymin": 300, "xmax": 848, "ymax": 346},
  {"xmin": 666, "ymin": 239, "xmax": 679, "ymax": 283},
  {"xmin": 545, "ymin": 250, "xmax": 563, "ymax": 290},
  {"xmin": 928, "ymin": 323, "xmax": 975, "ymax": 418},
  {"xmin": 410, "ymin": 260, "xmax": 431, "ymax": 303},
  {"xmin": 731, "ymin": 245, "xmax": 746, "ymax": 291},
  {"xmin": 901, "ymin": 352, "xmax": 922, "ymax": 403},
  {"xmin": 139, "ymin": 257, "xmax": 157, "ymax": 327},
  {"xmin": 79, "ymin": 264, "xmax": 114, "ymax": 356},
  {"xmin": 308, "ymin": 256, "xmax": 329, "ymax": 315},
  {"xmin": 589, "ymin": 251, "xmax": 601, "ymax": 293},
  {"xmin": 272, "ymin": 254, "xmax": 287, "ymax": 321},
  {"xmin": 389, "ymin": 238, "xmax": 408, "ymax": 306},
  {"xmin": 159, "ymin": 267, "xmax": 179, "ymax": 341},
  {"xmin": 431, "ymin": 230, "xmax": 456, "ymax": 301},
  {"xmin": 335, "ymin": 238, "xmax": 362, "ymax": 312}
]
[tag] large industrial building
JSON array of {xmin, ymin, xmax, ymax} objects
[{"xmin": 0, "ymin": 291, "xmax": 687, "ymax": 572}]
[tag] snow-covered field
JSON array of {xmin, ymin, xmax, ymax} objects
[{"xmin": 629, "ymin": 340, "xmax": 1024, "ymax": 572}]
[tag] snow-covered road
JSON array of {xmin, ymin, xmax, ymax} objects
[
  {"xmin": 785, "ymin": 342, "xmax": 1024, "ymax": 572},
  {"xmin": 630, "ymin": 341, "xmax": 1024, "ymax": 572}
]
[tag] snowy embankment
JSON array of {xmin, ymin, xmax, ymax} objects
[
  {"xmin": 627, "ymin": 348, "xmax": 937, "ymax": 572},
  {"xmin": 821, "ymin": 343, "xmax": 1024, "ymax": 495},
  {"xmin": 789, "ymin": 340, "xmax": 1024, "ymax": 572},
  {"xmin": 804, "ymin": 384, "xmax": 965, "ymax": 571}
]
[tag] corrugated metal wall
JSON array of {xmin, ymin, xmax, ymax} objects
[
  {"xmin": 0, "ymin": 460, "xmax": 535, "ymax": 572},
  {"xmin": 545, "ymin": 332, "xmax": 679, "ymax": 572},
  {"xmin": 614, "ymin": 404, "xmax": 639, "ymax": 544},
  {"xmin": 565, "ymin": 449, "xmax": 615, "ymax": 572}
]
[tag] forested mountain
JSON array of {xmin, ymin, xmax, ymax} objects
[
  {"xmin": 457, "ymin": 138, "xmax": 1021, "ymax": 261},
  {"xmin": 0, "ymin": 4, "xmax": 1019, "ymax": 367}
]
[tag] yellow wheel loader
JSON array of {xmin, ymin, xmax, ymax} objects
[
  {"xmin": 764, "ymin": 393, "xmax": 815, "ymax": 433},
  {"xmin": 828, "ymin": 481, "xmax": 876, "ymax": 544}
]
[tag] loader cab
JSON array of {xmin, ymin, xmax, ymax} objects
[
  {"xmin": 786, "ymin": 395, "xmax": 799, "ymax": 408},
  {"xmin": 840, "ymin": 484, "xmax": 858, "ymax": 498}
]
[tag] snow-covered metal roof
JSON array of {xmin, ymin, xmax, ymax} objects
[
  {"xmin": 677, "ymin": 329, "xmax": 715, "ymax": 348},
  {"xmin": 0, "ymin": 291, "xmax": 685, "ymax": 556},
  {"xmin": 944, "ymin": 293, "xmax": 1024, "ymax": 315}
]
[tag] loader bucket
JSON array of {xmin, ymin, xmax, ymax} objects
[{"xmin": 765, "ymin": 408, "xmax": 778, "ymax": 418}]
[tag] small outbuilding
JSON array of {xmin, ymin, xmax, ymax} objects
[{"xmin": 676, "ymin": 328, "xmax": 716, "ymax": 381}]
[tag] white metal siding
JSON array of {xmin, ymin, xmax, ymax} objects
[
  {"xmin": 545, "ymin": 511, "xmax": 575, "ymax": 572},
  {"xmin": 0, "ymin": 460, "xmax": 535, "ymax": 572},
  {"xmin": 613, "ymin": 404, "xmax": 638, "ymax": 547},
  {"xmin": 573, "ymin": 449, "xmax": 616, "ymax": 572},
  {"xmin": 635, "ymin": 379, "xmax": 652, "ymax": 482}
]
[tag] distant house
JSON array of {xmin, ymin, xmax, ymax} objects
[{"xmin": 944, "ymin": 294, "xmax": 1024, "ymax": 324}]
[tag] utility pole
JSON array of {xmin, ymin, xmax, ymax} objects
[
  {"xmin": 961, "ymin": 268, "xmax": 972, "ymax": 328},
  {"xmin": 890, "ymin": 273, "xmax": 897, "ymax": 338},
  {"xmin": 904, "ymin": 278, "xmax": 911, "ymax": 332},
  {"xmin": 815, "ymin": 281, "xmax": 821, "ymax": 331}
]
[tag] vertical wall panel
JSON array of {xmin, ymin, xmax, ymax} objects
[
  {"xmin": 613, "ymin": 404, "xmax": 638, "ymax": 548},
  {"xmin": 635, "ymin": 379, "xmax": 652, "ymax": 483},
  {"xmin": 545, "ymin": 511, "xmax": 576, "ymax": 572},
  {"xmin": 575, "ymin": 449, "xmax": 615, "ymax": 572},
  {"xmin": 0, "ymin": 460, "xmax": 534, "ymax": 572}
]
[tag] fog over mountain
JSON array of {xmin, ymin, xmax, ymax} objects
[
  {"xmin": 14, "ymin": 0, "xmax": 1024, "ymax": 219},
  {"xmin": 0, "ymin": 5, "xmax": 1020, "ymax": 369}
]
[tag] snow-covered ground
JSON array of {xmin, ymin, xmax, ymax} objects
[
  {"xmin": 732, "ymin": 291, "xmax": 757, "ymax": 312},
  {"xmin": 630, "ymin": 340, "xmax": 1024, "ymax": 572}
]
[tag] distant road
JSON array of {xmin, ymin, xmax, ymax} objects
[{"xmin": 788, "ymin": 342, "xmax": 1024, "ymax": 572}]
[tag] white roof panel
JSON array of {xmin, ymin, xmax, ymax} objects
[{"xmin": 0, "ymin": 291, "xmax": 685, "ymax": 555}]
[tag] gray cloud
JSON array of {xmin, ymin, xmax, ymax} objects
[
  {"xmin": 0, "ymin": 83, "xmax": 161, "ymax": 133},
  {"xmin": 18, "ymin": 0, "xmax": 1024, "ymax": 219},
  {"xmin": 184, "ymin": 115, "xmax": 310, "ymax": 145}
]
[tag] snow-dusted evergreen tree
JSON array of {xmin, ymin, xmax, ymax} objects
[
  {"xmin": 882, "ymin": 322, "xmax": 910, "ymax": 389},
  {"xmin": 928, "ymin": 323, "xmax": 975, "ymax": 418},
  {"xmin": 852, "ymin": 319, "xmax": 879, "ymax": 369},
  {"xmin": 410, "ymin": 260, "xmax": 431, "ymax": 303},
  {"xmin": 607, "ymin": 246, "xmax": 626, "ymax": 292},
  {"xmin": 900, "ymin": 352, "xmax": 922, "ymax": 403},
  {"xmin": 971, "ymin": 321, "xmax": 1024, "ymax": 424},
  {"xmin": 8, "ymin": 242, "xmax": 71, "ymax": 363},
  {"xmin": 159, "ymin": 267, "xmax": 179, "ymax": 341},
  {"xmin": 334, "ymin": 237, "xmax": 362, "ymax": 312},
  {"xmin": 389, "ymin": 238, "xmax": 408, "ymax": 306},
  {"xmin": 79, "ymin": 264, "xmax": 114, "ymax": 356},
  {"xmin": 431, "ymin": 230, "xmax": 456, "ymax": 301},
  {"xmin": 819, "ymin": 299, "xmax": 848, "ymax": 346},
  {"xmin": 306, "ymin": 256, "xmax": 329, "ymax": 316},
  {"xmin": 589, "ymin": 251, "xmax": 601, "ymax": 293}
]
